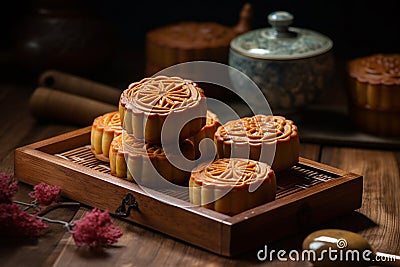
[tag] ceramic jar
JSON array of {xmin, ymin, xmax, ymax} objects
[{"xmin": 229, "ymin": 11, "xmax": 334, "ymax": 115}]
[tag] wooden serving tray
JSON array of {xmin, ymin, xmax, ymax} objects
[{"xmin": 14, "ymin": 127, "xmax": 363, "ymax": 256}]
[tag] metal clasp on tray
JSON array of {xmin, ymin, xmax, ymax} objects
[{"xmin": 115, "ymin": 193, "xmax": 138, "ymax": 217}]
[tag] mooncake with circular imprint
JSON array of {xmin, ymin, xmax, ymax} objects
[
  {"xmin": 348, "ymin": 54, "xmax": 400, "ymax": 136},
  {"xmin": 90, "ymin": 111, "xmax": 122, "ymax": 162},
  {"xmin": 214, "ymin": 115, "xmax": 299, "ymax": 172},
  {"xmin": 190, "ymin": 110, "xmax": 221, "ymax": 160},
  {"xmin": 109, "ymin": 132, "xmax": 195, "ymax": 187},
  {"xmin": 119, "ymin": 76, "xmax": 207, "ymax": 145},
  {"xmin": 189, "ymin": 158, "xmax": 276, "ymax": 216}
]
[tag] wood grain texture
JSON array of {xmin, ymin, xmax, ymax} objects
[
  {"xmin": 1, "ymin": 82, "xmax": 400, "ymax": 266},
  {"xmin": 299, "ymin": 143, "xmax": 321, "ymax": 162},
  {"xmin": 14, "ymin": 127, "xmax": 363, "ymax": 257},
  {"xmin": 15, "ymin": 141, "xmax": 229, "ymax": 255},
  {"xmin": 0, "ymin": 85, "xmax": 77, "ymax": 173},
  {"xmin": 0, "ymin": 186, "xmax": 79, "ymax": 267},
  {"xmin": 321, "ymin": 147, "xmax": 400, "ymax": 256}
]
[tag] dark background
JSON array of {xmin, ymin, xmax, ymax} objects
[{"xmin": 1, "ymin": 0, "xmax": 399, "ymax": 86}]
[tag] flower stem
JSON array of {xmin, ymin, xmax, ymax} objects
[
  {"xmin": 37, "ymin": 202, "xmax": 80, "ymax": 216},
  {"xmin": 13, "ymin": 200, "xmax": 39, "ymax": 212},
  {"xmin": 37, "ymin": 216, "xmax": 75, "ymax": 233}
]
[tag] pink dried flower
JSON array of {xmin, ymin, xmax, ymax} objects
[
  {"xmin": 72, "ymin": 208, "xmax": 122, "ymax": 247},
  {"xmin": 0, "ymin": 173, "xmax": 18, "ymax": 203},
  {"xmin": 0, "ymin": 203, "xmax": 48, "ymax": 237},
  {"xmin": 29, "ymin": 182, "xmax": 61, "ymax": 205}
]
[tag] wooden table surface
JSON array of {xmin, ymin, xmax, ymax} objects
[{"xmin": 1, "ymin": 81, "xmax": 399, "ymax": 267}]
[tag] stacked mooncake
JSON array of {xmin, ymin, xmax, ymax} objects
[
  {"xmin": 90, "ymin": 75, "xmax": 301, "ymax": 216},
  {"xmin": 91, "ymin": 75, "xmax": 221, "ymax": 187}
]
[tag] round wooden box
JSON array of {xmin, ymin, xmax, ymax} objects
[{"xmin": 145, "ymin": 3, "xmax": 252, "ymax": 76}]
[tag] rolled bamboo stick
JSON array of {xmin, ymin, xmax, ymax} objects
[
  {"xmin": 38, "ymin": 69, "xmax": 122, "ymax": 105},
  {"xmin": 29, "ymin": 87, "xmax": 118, "ymax": 126}
]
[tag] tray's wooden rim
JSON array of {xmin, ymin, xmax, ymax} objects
[
  {"xmin": 14, "ymin": 127, "xmax": 363, "ymax": 256},
  {"xmin": 15, "ymin": 127, "xmax": 231, "ymax": 221},
  {"xmin": 15, "ymin": 126, "xmax": 357, "ymax": 218}
]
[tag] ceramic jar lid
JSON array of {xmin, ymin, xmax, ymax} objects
[{"xmin": 230, "ymin": 11, "xmax": 333, "ymax": 60}]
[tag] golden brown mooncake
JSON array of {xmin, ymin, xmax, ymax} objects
[
  {"xmin": 119, "ymin": 76, "xmax": 207, "ymax": 145},
  {"xmin": 190, "ymin": 110, "xmax": 221, "ymax": 160},
  {"xmin": 189, "ymin": 158, "xmax": 276, "ymax": 216},
  {"xmin": 109, "ymin": 132, "xmax": 195, "ymax": 187},
  {"xmin": 214, "ymin": 115, "xmax": 299, "ymax": 172},
  {"xmin": 348, "ymin": 54, "xmax": 400, "ymax": 136},
  {"xmin": 90, "ymin": 111, "xmax": 122, "ymax": 162}
]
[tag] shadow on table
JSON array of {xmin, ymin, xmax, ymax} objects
[
  {"xmin": 234, "ymin": 211, "xmax": 377, "ymax": 263},
  {"xmin": 298, "ymin": 106, "xmax": 400, "ymax": 150}
]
